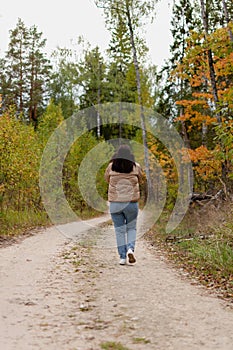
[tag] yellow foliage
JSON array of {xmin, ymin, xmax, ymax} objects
[
  {"xmin": 0, "ymin": 112, "xmax": 42, "ymax": 210},
  {"xmin": 188, "ymin": 146, "xmax": 222, "ymax": 181}
]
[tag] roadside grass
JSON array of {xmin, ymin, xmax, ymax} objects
[
  {"xmin": 0, "ymin": 206, "xmax": 104, "ymax": 238},
  {"xmin": 100, "ymin": 341, "xmax": 130, "ymax": 350},
  {"xmin": 133, "ymin": 337, "xmax": 151, "ymax": 344},
  {"xmin": 0, "ymin": 209, "xmax": 50, "ymax": 237},
  {"xmin": 75, "ymin": 207, "xmax": 106, "ymax": 220},
  {"xmin": 145, "ymin": 201, "xmax": 233, "ymax": 301}
]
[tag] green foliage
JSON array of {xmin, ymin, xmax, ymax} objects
[
  {"xmin": 37, "ymin": 99, "xmax": 64, "ymax": 143},
  {"xmin": 133, "ymin": 337, "xmax": 151, "ymax": 344},
  {"xmin": 178, "ymin": 237, "xmax": 233, "ymax": 276},
  {"xmin": 0, "ymin": 111, "xmax": 49, "ymax": 235},
  {"xmin": 63, "ymin": 133, "xmax": 113, "ymax": 216},
  {"xmin": 95, "ymin": 0, "xmax": 158, "ymax": 32},
  {"xmin": 213, "ymin": 118, "xmax": 233, "ymax": 188},
  {"xmin": 79, "ymin": 46, "xmax": 107, "ymax": 110},
  {"xmin": 0, "ymin": 112, "xmax": 42, "ymax": 212},
  {"xmin": 214, "ymin": 119, "xmax": 233, "ymax": 164},
  {"xmin": 49, "ymin": 47, "xmax": 80, "ymax": 118},
  {"xmin": 0, "ymin": 209, "xmax": 49, "ymax": 236},
  {"xmin": 0, "ymin": 102, "xmax": 112, "ymax": 235}
]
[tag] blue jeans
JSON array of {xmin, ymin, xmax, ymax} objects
[{"xmin": 109, "ymin": 202, "xmax": 139, "ymax": 259}]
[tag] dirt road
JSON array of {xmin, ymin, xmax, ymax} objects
[{"xmin": 1, "ymin": 217, "xmax": 233, "ymax": 350}]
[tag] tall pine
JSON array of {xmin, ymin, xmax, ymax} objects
[{"xmin": 0, "ymin": 19, "xmax": 51, "ymax": 124}]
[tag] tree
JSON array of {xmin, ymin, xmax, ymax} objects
[
  {"xmin": 3, "ymin": 18, "xmax": 29, "ymax": 115},
  {"xmin": 95, "ymin": 0, "xmax": 158, "ymax": 194},
  {"xmin": 105, "ymin": 14, "xmax": 141, "ymax": 141},
  {"xmin": 27, "ymin": 25, "xmax": 52, "ymax": 123},
  {"xmin": 0, "ymin": 19, "xmax": 51, "ymax": 124},
  {"xmin": 0, "ymin": 110, "xmax": 42, "ymax": 212},
  {"xmin": 156, "ymin": 0, "xmax": 198, "ymax": 147},
  {"xmin": 79, "ymin": 46, "xmax": 107, "ymax": 137},
  {"xmin": 37, "ymin": 99, "xmax": 64, "ymax": 143},
  {"xmin": 49, "ymin": 47, "xmax": 80, "ymax": 119},
  {"xmin": 155, "ymin": 0, "xmax": 233, "ymax": 191},
  {"xmin": 200, "ymin": 0, "xmax": 221, "ymax": 123},
  {"xmin": 106, "ymin": 11, "xmax": 135, "ymax": 104}
]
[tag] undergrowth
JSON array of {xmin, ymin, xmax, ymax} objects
[
  {"xmin": 0, "ymin": 209, "xmax": 50, "ymax": 237},
  {"xmin": 0, "ymin": 206, "xmax": 103, "ymax": 238},
  {"xmin": 145, "ymin": 199, "xmax": 233, "ymax": 302}
]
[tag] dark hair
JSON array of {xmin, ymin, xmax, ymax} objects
[{"xmin": 111, "ymin": 145, "xmax": 136, "ymax": 173}]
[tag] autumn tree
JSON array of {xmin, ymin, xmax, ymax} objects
[
  {"xmin": 0, "ymin": 110, "xmax": 42, "ymax": 213},
  {"xmin": 170, "ymin": 0, "xmax": 233, "ymax": 189},
  {"xmin": 151, "ymin": 0, "xmax": 232, "ymax": 193}
]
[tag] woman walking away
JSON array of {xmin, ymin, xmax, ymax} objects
[{"xmin": 104, "ymin": 145, "xmax": 143, "ymax": 265}]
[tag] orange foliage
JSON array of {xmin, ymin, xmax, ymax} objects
[
  {"xmin": 147, "ymin": 135, "xmax": 177, "ymax": 182},
  {"xmin": 171, "ymin": 23, "xmax": 233, "ymax": 140},
  {"xmin": 188, "ymin": 146, "xmax": 222, "ymax": 181}
]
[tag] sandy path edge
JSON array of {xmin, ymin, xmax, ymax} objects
[{"xmin": 1, "ymin": 218, "xmax": 233, "ymax": 350}]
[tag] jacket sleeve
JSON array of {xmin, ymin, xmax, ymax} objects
[{"xmin": 104, "ymin": 163, "xmax": 111, "ymax": 183}]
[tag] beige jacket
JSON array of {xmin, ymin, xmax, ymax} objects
[{"xmin": 104, "ymin": 162, "xmax": 142, "ymax": 202}]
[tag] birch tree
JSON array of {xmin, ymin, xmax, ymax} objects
[{"xmin": 95, "ymin": 0, "xmax": 158, "ymax": 195}]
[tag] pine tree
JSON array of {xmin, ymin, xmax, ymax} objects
[
  {"xmin": 106, "ymin": 11, "xmax": 135, "ymax": 103},
  {"xmin": 79, "ymin": 46, "xmax": 107, "ymax": 137},
  {"xmin": 4, "ymin": 18, "xmax": 29, "ymax": 116},
  {"xmin": 1, "ymin": 19, "xmax": 51, "ymax": 124},
  {"xmin": 27, "ymin": 25, "xmax": 51, "ymax": 123}
]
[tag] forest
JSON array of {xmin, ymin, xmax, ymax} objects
[{"xmin": 0, "ymin": 0, "xmax": 233, "ymax": 293}]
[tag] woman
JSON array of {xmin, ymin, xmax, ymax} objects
[{"xmin": 104, "ymin": 145, "xmax": 142, "ymax": 265}]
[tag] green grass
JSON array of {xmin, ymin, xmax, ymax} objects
[
  {"xmin": 0, "ymin": 209, "xmax": 50, "ymax": 236},
  {"xmin": 133, "ymin": 337, "xmax": 151, "ymax": 344},
  {"xmin": 75, "ymin": 207, "xmax": 105, "ymax": 220},
  {"xmin": 0, "ymin": 204, "xmax": 104, "ymax": 238},
  {"xmin": 178, "ymin": 238, "xmax": 233, "ymax": 275},
  {"xmin": 100, "ymin": 341, "xmax": 130, "ymax": 350}
]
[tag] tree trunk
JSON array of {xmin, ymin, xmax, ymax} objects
[
  {"xmin": 19, "ymin": 42, "xmax": 24, "ymax": 115},
  {"xmin": 97, "ymin": 59, "xmax": 101, "ymax": 138},
  {"xmin": 97, "ymin": 86, "xmax": 101, "ymax": 138},
  {"xmin": 181, "ymin": 119, "xmax": 190, "ymax": 149},
  {"xmin": 119, "ymin": 101, "xmax": 123, "ymax": 143}
]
